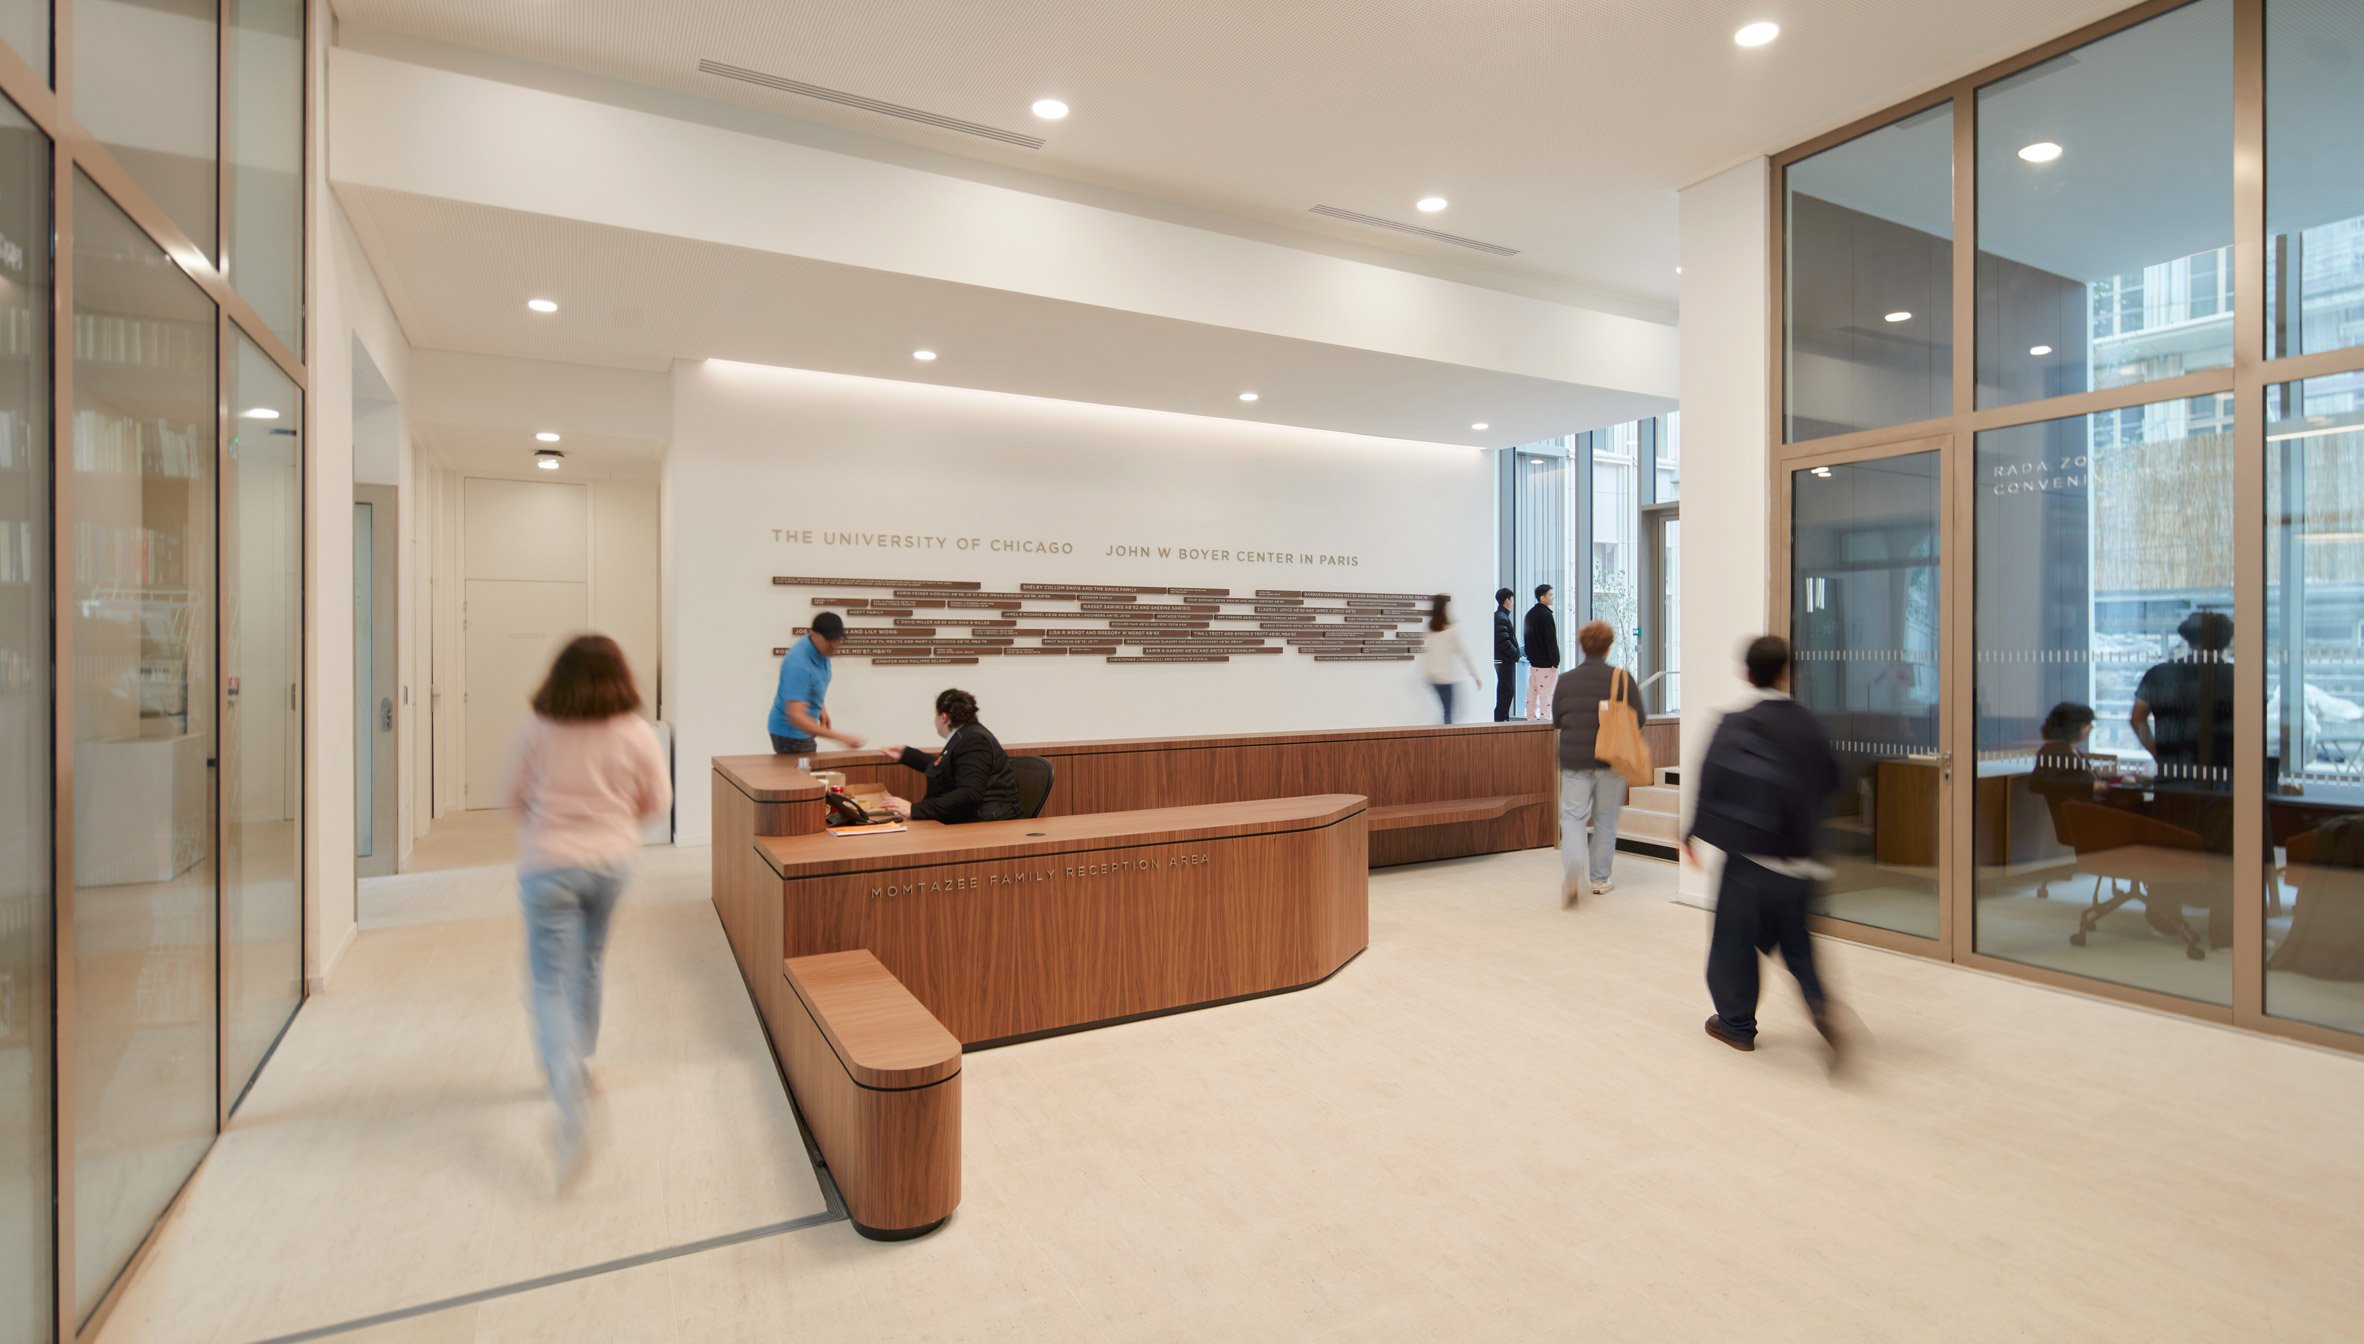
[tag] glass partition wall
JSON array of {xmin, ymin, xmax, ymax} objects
[
  {"xmin": 1772, "ymin": 0, "xmax": 2364, "ymax": 1050},
  {"xmin": 0, "ymin": 2, "xmax": 309, "ymax": 1338}
]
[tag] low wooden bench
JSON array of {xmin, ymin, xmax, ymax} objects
[
  {"xmin": 1367, "ymin": 793, "xmax": 1550, "ymax": 832},
  {"xmin": 778, "ymin": 950, "xmax": 962, "ymax": 1240}
]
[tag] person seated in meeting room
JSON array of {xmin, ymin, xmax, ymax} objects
[
  {"xmin": 769, "ymin": 611, "xmax": 865, "ymax": 755},
  {"xmin": 876, "ymin": 688, "xmax": 1022, "ymax": 823}
]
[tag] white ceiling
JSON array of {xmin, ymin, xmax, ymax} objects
[
  {"xmin": 340, "ymin": 183, "xmax": 1673, "ymax": 450},
  {"xmin": 330, "ymin": 0, "xmax": 2137, "ymax": 311}
]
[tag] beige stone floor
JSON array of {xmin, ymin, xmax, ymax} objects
[
  {"xmin": 401, "ymin": 811, "xmax": 525, "ymax": 875},
  {"xmin": 109, "ymin": 844, "xmax": 2364, "ymax": 1343},
  {"xmin": 95, "ymin": 846, "xmax": 829, "ymax": 1344}
]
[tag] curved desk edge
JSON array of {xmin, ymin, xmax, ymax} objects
[{"xmin": 714, "ymin": 753, "xmax": 830, "ymax": 803}]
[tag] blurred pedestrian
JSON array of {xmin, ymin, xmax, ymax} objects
[
  {"xmin": 1419, "ymin": 594, "xmax": 1484, "ymax": 724},
  {"xmin": 1682, "ymin": 635, "xmax": 1849, "ymax": 1061},
  {"xmin": 506, "ymin": 634, "xmax": 674, "ymax": 1188},
  {"xmin": 1552, "ymin": 620, "xmax": 1634, "ymax": 905}
]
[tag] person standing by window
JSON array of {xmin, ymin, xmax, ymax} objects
[
  {"xmin": 1551, "ymin": 620, "xmax": 1631, "ymax": 905},
  {"xmin": 769, "ymin": 611, "xmax": 865, "ymax": 756},
  {"xmin": 1419, "ymin": 594, "xmax": 1483, "ymax": 724},
  {"xmin": 506, "ymin": 635, "xmax": 674, "ymax": 1188},
  {"xmin": 1491, "ymin": 588, "xmax": 1522, "ymax": 722},
  {"xmin": 1523, "ymin": 584, "xmax": 1561, "ymax": 721}
]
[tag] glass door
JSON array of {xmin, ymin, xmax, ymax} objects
[{"xmin": 1789, "ymin": 447, "xmax": 1948, "ymax": 946}]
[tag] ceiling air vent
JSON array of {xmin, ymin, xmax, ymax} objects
[
  {"xmin": 698, "ymin": 59, "xmax": 1047, "ymax": 149},
  {"xmin": 1308, "ymin": 205, "xmax": 1519, "ymax": 257}
]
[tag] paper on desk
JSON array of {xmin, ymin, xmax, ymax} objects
[{"xmin": 829, "ymin": 821, "xmax": 909, "ymax": 837}]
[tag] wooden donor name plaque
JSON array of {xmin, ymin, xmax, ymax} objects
[{"xmin": 774, "ymin": 575, "xmax": 1433, "ymax": 665}]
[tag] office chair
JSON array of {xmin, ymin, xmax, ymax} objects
[
  {"xmin": 2058, "ymin": 800, "xmax": 2208, "ymax": 960},
  {"xmin": 1011, "ymin": 755, "xmax": 1055, "ymax": 820}
]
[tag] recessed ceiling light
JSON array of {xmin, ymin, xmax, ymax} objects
[
  {"xmin": 1416, "ymin": 196, "xmax": 1449, "ymax": 213},
  {"xmin": 536, "ymin": 431, "xmax": 561, "ymax": 443},
  {"xmin": 240, "ymin": 407, "xmax": 280, "ymax": 420},
  {"xmin": 913, "ymin": 349, "xmax": 937, "ymax": 362},
  {"xmin": 526, "ymin": 298, "xmax": 559, "ymax": 313},
  {"xmin": 1734, "ymin": 21, "xmax": 1780, "ymax": 47},
  {"xmin": 1031, "ymin": 98, "xmax": 1068, "ymax": 120},
  {"xmin": 1884, "ymin": 311, "xmax": 1912, "ymax": 323},
  {"xmin": 534, "ymin": 449, "xmax": 563, "ymax": 471},
  {"xmin": 2029, "ymin": 344, "xmax": 2054, "ymax": 356},
  {"xmin": 2018, "ymin": 141, "xmax": 2063, "ymax": 164},
  {"xmin": 1471, "ymin": 422, "xmax": 1490, "ymax": 432},
  {"xmin": 1238, "ymin": 392, "xmax": 1259, "ymax": 402},
  {"xmin": 1674, "ymin": 266, "xmax": 1683, "ymax": 275}
]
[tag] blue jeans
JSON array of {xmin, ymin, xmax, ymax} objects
[
  {"xmin": 520, "ymin": 865, "xmax": 626, "ymax": 1136},
  {"xmin": 1560, "ymin": 767, "xmax": 1626, "ymax": 886},
  {"xmin": 1433, "ymin": 682, "xmax": 1456, "ymax": 724}
]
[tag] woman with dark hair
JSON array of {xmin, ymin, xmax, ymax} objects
[
  {"xmin": 1418, "ymin": 593, "xmax": 1483, "ymax": 724},
  {"xmin": 504, "ymin": 634, "xmax": 672, "ymax": 1187},
  {"xmin": 878, "ymin": 688, "xmax": 1022, "ymax": 823}
]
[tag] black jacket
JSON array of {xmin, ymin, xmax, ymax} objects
[
  {"xmin": 1685, "ymin": 695, "xmax": 1841, "ymax": 860},
  {"xmin": 1492, "ymin": 607, "xmax": 1521, "ymax": 664},
  {"xmin": 1551, "ymin": 658, "xmax": 1628, "ymax": 771},
  {"xmin": 1523, "ymin": 604, "xmax": 1560, "ymax": 668},
  {"xmin": 896, "ymin": 723, "xmax": 1021, "ymax": 824}
]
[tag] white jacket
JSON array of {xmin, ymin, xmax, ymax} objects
[{"xmin": 1419, "ymin": 621, "xmax": 1481, "ymax": 685}]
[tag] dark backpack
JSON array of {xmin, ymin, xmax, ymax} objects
[{"xmin": 1691, "ymin": 706, "xmax": 1808, "ymax": 859}]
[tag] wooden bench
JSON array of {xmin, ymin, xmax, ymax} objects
[
  {"xmin": 777, "ymin": 950, "xmax": 962, "ymax": 1240},
  {"xmin": 1367, "ymin": 794, "xmax": 1549, "ymax": 832}
]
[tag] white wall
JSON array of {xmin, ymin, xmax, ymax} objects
[
  {"xmin": 307, "ymin": 0, "xmax": 417, "ymax": 985},
  {"xmin": 593, "ymin": 480, "xmax": 661, "ymax": 714},
  {"xmin": 1676, "ymin": 159, "xmax": 1773, "ymax": 898},
  {"xmin": 665, "ymin": 360, "xmax": 1498, "ymax": 845}
]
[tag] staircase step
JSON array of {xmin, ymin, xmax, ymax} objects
[
  {"xmin": 1656, "ymin": 768, "xmax": 1681, "ymax": 787},
  {"xmin": 1628, "ymin": 785, "xmax": 1681, "ymax": 813},
  {"xmin": 1617, "ymin": 809, "xmax": 1680, "ymax": 843}
]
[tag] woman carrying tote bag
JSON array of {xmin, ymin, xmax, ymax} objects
[{"xmin": 1550, "ymin": 620, "xmax": 1651, "ymax": 906}]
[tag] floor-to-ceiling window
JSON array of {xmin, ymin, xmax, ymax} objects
[
  {"xmin": 1772, "ymin": 0, "xmax": 2364, "ymax": 1047},
  {"xmin": 1502, "ymin": 412, "xmax": 1681, "ymax": 711},
  {"xmin": 0, "ymin": 2, "xmax": 309, "ymax": 1335}
]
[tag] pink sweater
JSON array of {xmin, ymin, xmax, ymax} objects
[{"xmin": 505, "ymin": 713, "xmax": 674, "ymax": 874}]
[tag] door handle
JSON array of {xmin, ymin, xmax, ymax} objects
[{"xmin": 380, "ymin": 697, "xmax": 393, "ymax": 732}]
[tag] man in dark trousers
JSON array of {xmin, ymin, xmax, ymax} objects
[
  {"xmin": 1522, "ymin": 584, "xmax": 1560, "ymax": 721},
  {"xmin": 1682, "ymin": 635, "xmax": 1848, "ymax": 1058},
  {"xmin": 1491, "ymin": 588, "xmax": 1521, "ymax": 722}
]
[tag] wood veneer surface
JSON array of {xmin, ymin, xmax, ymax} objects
[
  {"xmin": 757, "ymin": 795, "xmax": 1367, "ymax": 880},
  {"xmin": 714, "ymin": 754, "xmax": 831, "ymax": 802},
  {"xmin": 785, "ymin": 950, "xmax": 962, "ymax": 1089}
]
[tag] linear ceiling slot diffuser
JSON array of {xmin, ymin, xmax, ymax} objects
[
  {"xmin": 1307, "ymin": 205, "xmax": 1520, "ymax": 257},
  {"xmin": 697, "ymin": 58, "xmax": 1048, "ymax": 149}
]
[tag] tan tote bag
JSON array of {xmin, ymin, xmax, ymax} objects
[{"xmin": 1595, "ymin": 667, "xmax": 1654, "ymax": 788}]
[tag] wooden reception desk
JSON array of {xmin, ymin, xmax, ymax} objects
[
  {"xmin": 751, "ymin": 795, "xmax": 1369, "ymax": 1047},
  {"xmin": 809, "ymin": 720, "xmax": 1555, "ymax": 868}
]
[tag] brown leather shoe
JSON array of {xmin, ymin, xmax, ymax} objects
[{"xmin": 1705, "ymin": 1015, "xmax": 1755, "ymax": 1051}]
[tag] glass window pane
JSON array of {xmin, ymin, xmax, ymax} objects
[
  {"xmin": 1655, "ymin": 410, "xmax": 1680, "ymax": 503},
  {"xmin": 70, "ymin": 172, "xmax": 217, "ymax": 1320},
  {"xmin": 0, "ymin": 93, "xmax": 48, "ymax": 1344},
  {"xmin": 1591, "ymin": 425, "xmax": 1638, "ymax": 670},
  {"xmin": 2267, "ymin": 371, "xmax": 2364, "ymax": 1035},
  {"xmin": 1511, "ymin": 438, "xmax": 1574, "ymax": 690},
  {"xmin": 223, "ymin": 329, "xmax": 301, "ymax": 1105},
  {"xmin": 0, "ymin": 0, "xmax": 46, "ymax": 82},
  {"xmin": 226, "ymin": 0, "xmax": 303, "ymax": 348},
  {"xmin": 1784, "ymin": 104, "xmax": 1954, "ymax": 442},
  {"xmin": 2267, "ymin": 0, "xmax": 2364, "ymax": 362},
  {"xmin": 1792, "ymin": 454, "xmax": 1943, "ymax": 939},
  {"xmin": 1973, "ymin": 393, "xmax": 2235, "ymax": 1005},
  {"xmin": 74, "ymin": 0, "xmax": 217, "ymax": 259},
  {"xmin": 1976, "ymin": 0, "xmax": 2233, "ymax": 410}
]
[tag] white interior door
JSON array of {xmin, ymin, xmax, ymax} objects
[{"xmin": 463, "ymin": 579, "xmax": 588, "ymax": 809}]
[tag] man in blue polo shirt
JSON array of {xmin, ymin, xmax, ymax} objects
[{"xmin": 769, "ymin": 611, "xmax": 866, "ymax": 755}]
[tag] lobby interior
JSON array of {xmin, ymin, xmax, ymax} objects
[{"xmin": 7, "ymin": 1, "xmax": 2364, "ymax": 1341}]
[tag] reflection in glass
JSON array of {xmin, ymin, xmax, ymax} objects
[
  {"xmin": 2267, "ymin": 374, "xmax": 2364, "ymax": 1034},
  {"xmin": 1510, "ymin": 439, "xmax": 1574, "ymax": 667},
  {"xmin": 70, "ymin": 173, "xmax": 217, "ymax": 1319},
  {"xmin": 74, "ymin": 0, "xmax": 218, "ymax": 257},
  {"xmin": 1656, "ymin": 410, "xmax": 1681, "ymax": 502},
  {"xmin": 1976, "ymin": 0, "xmax": 2232, "ymax": 410},
  {"xmin": 226, "ymin": 0, "xmax": 304, "ymax": 348},
  {"xmin": 1974, "ymin": 395, "xmax": 2234, "ymax": 1004},
  {"xmin": 1792, "ymin": 454, "xmax": 1943, "ymax": 938},
  {"xmin": 0, "ymin": 0, "xmax": 46, "ymax": 82},
  {"xmin": 1657, "ymin": 516, "xmax": 1681, "ymax": 714},
  {"xmin": 223, "ymin": 332, "xmax": 302, "ymax": 1108},
  {"xmin": 1592, "ymin": 425, "xmax": 1638, "ymax": 671},
  {"xmin": 1784, "ymin": 104, "xmax": 1952, "ymax": 442},
  {"xmin": 2267, "ymin": 0, "xmax": 2364, "ymax": 362},
  {"xmin": 0, "ymin": 96, "xmax": 47, "ymax": 1344}
]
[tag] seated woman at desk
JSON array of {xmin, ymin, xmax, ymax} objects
[{"xmin": 878, "ymin": 688, "xmax": 1022, "ymax": 824}]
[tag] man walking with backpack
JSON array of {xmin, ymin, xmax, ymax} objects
[{"xmin": 1681, "ymin": 635, "xmax": 1849, "ymax": 1059}]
